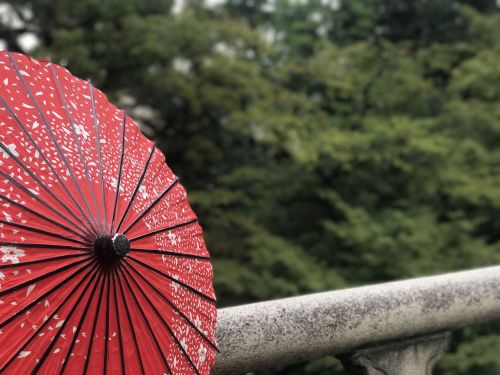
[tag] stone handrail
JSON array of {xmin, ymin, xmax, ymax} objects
[{"xmin": 213, "ymin": 265, "xmax": 500, "ymax": 374}]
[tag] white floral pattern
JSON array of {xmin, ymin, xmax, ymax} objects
[
  {"xmin": 0, "ymin": 246, "xmax": 25, "ymax": 264},
  {"xmin": 0, "ymin": 143, "xmax": 18, "ymax": 159}
]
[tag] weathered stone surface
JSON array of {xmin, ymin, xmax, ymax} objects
[
  {"xmin": 339, "ymin": 332, "xmax": 451, "ymax": 375},
  {"xmin": 213, "ymin": 266, "xmax": 500, "ymax": 374}
]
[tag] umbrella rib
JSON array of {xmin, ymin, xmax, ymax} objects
[
  {"xmin": 59, "ymin": 266, "xmax": 105, "ymax": 375},
  {"xmin": 0, "ymin": 253, "xmax": 87, "ymax": 271},
  {"xmin": 110, "ymin": 113, "xmax": 126, "ymax": 234},
  {"xmin": 0, "ymin": 242, "xmax": 90, "ymax": 252},
  {"xmin": 115, "ymin": 145, "xmax": 156, "ymax": 233},
  {"xmin": 126, "ymin": 256, "xmax": 216, "ymax": 303},
  {"xmin": 117, "ymin": 266, "xmax": 174, "ymax": 375},
  {"xmin": 122, "ymin": 178, "xmax": 179, "ymax": 236},
  {"xmin": 110, "ymin": 267, "xmax": 126, "ymax": 375},
  {"xmin": 30, "ymin": 263, "xmax": 101, "ymax": 375},
  {"xmin": 0, "ymin": 193, "xmax": 91, "ymax": 242},
  {"xmin": 128, "ymin": 218, "xmax": 198, "ymax": 242},
  {"xmin": 114, "ymin": 265, "xmax": 146, "ymax": 375},
  {"xmin": 88, "ymin": 81, "xmax": 109, "ymax": 234},
  {"xmin": 0, "ymin": 97, "xmax": 96, "ymax": 239},
  {"xmin": 7, "ymin": 52, "xmax": 100, "ymax": 236},
  {"xmin": 122, "ymin": 260, "xmax": 218, "ymax": 352},
  {"xmin": 0, "ymin": 259, "xmax": 96, "ymax": 330},
  {"xmin": 130, "ymin": 248, "xmax": 210, "ymax": 260},
  {"xmin": 0, "ymin": 219, "xmax": 90, "ymax": 246},
  {"xmin": 103, "ymin": 267, "xmax": 111, "ymax": 375},
  {"xmin": 0, "ymin": 256, "xmax": 94, "ymax": 297},
  {"xmin": 0, "ymin": 261, "xmax": 98, "ymax": 373},
  {"xmin": 82, "ymin": 265, "xmax": 108, "ymax": 374},
  {"xmin": 0, "ymin": 145, "xmax": 91, "ymax": 236},
  {"xmin": 49, "ymin": 63, "xmax": 105, "ymax": 238}
]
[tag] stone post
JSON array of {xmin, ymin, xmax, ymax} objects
[{"xmin": 339, "ymin": 332, "xmax": 451, "ymax": 375}]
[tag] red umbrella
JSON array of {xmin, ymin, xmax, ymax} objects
[{"xmin": 0, "ymin": 51, "xmax": 217, "ymax": 374}]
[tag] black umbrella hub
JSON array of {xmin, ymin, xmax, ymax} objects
[{"xmin": 94, "ymin": 233, "xmax": 130, "ymax": 265}]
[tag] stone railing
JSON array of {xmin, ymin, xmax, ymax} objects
[{"xmin": 213, "ymin": 265, "xmax": 500, "ymax": 374}]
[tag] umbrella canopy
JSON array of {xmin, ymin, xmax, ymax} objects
[{"xmin": 0, "ymin": 51, "xmax": 217, "ymax": 374}]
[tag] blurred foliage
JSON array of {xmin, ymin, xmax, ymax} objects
[{"xmin": 3, "ymin": 0, "xmax": 500, "ymax": 373}]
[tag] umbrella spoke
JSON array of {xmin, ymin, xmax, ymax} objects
[
  {"xmin": 0, "ymin": 97, "xmax": 97, "ymax": 238},
  {"xmin": 0, "ymin": 256, "xmax": 94, "ymax": 297},
  {"xmin": 115, "ymin": 145, "xmax": 156, "ymax": 233},
  {"xmin": 110, "ymin": 268, "xmax": 126, "ymax": 374},
  {"xmin": 128, "ymin": 218, "xmax": 198, "ymax": 242},
  {"xmin": 82, "ymin": 266, "xmax": 108, "ymax": 374},
  {"xmin": 60, "ymin": 267, "xmax": 105, "ymax": 375},
  {"xmin": 110, "ymin": 114, "xmax": 127, "ymax": 234},
  {"xmin": 114, "ymin": 265, "xmax": 146, "ymax": 375},
  {"xmin": 7, "ymin": 52, "xmax": 100, "ymax": 236},
  {"xmin": 0, "ymin": 219, "xmax": 90, "ymax": 246},
  {"xmin": 0, "ymin": 164, "xmax": 92, "ymax": 241},
  {"xmin": 0, "ymin": 259, "xmax": 97, "ymax": 330},
  {"xmin": 49, "ymin": 64, "xmax": 105, "ymax": 238},
  {"xmin": 0, "ymin": 193, "xmax": 92, "ymax": 242},
  {"xmin": 126, "ymin": 256, "xmax": 216, "ymax": 303},
  {"xmin": 122, "ymin": 261, "xmax": 218, "ymax": 352},
  {"xmin": 30, "ymin": 263, "xmax": 101, "ymax": 374},
  {"xmin": 0, "ymin": 261, "xmax": 99, "ymax": 372},
  {"xmin": 103, "ymin": 267, "xmax": 111, "ymax": 375},
  {"xmin": 0, "ymin": 144, "xmax": 91, "ymax": 241},
  {"xmin": 0, "ymin": 253, "xmax": 88, "ymax": 271},
  {"xmin": 89, "ymin": 82, "xmax": 109, "ymax": 234},
  {"xmin": 0, "ymin": 242, "xmax": 90, "ymax": 252},
  {"xmin": 130, "ymin": 248, "xmax": 210, "ymax": 260},
  {"xmin": 117, "ymin": 266, "xmax": 174, "ymax": 375},
  {"xmin": 121, "ymin": 178, "xmax": 179, "ymax": 236}
]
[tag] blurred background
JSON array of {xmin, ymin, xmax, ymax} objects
[{"xmin": 2, "ymin": 0, "xmax": 500, "ymax": 373}]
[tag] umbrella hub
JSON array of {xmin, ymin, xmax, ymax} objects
[{"xmin": 94, "ymin": 233, "xmax": 130, "ymax": 265}]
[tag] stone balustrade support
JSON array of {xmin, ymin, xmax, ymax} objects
[{"xmin": 339, "ymin": 332, "xmax": 451, "ymax": 375}]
